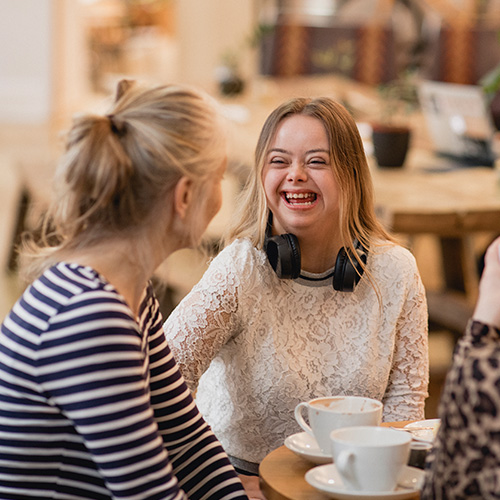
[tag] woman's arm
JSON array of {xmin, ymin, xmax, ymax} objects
[
  {"xmin": 472, "ymin": 237, "xmax": 500, "ymax": 328},
  {"xmin": 382, "ymin": 265, "xmax": 429, "ymax": 421},
  {"xmin": 43, "ymin": 293, "xmax": 189, "ymax": 500},
  {"xmin": 46, "ymin": 287, "xmax": 248, "ymax": 500},
  {"xmin": 163, "ymin": 253, "xmax": 240, "ymax": 391},
  {"xmin": 147, "ymin": 291, "xmax": 248, "ymax": 500},
  {"xmin": 421, "ymin": 238, "xmax": 500, "ymax": 499}
]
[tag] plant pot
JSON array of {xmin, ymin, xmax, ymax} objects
[
  {"xmin": 215, "ymin": 65, "xmax": 245, "ymax": 97},
  {"xmin": 371, "ymin": 125, "xmax": 411, "ymax": 168},
  {"xmin": 219, "ymin": 74, "xmax": 245, "ymax": 96}
]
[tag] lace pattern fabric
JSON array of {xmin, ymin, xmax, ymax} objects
[{"xmin": 164, "ymin": 238, "xmax": 429, "ymax": 464}]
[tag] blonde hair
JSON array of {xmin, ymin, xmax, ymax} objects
[
  {"xmin": 224, "ymin": 96, "xmax": 395, "ymax": 277},
  {"xmin": 21, "ymin": 80, "xmax": 226, "ymax": 280}
]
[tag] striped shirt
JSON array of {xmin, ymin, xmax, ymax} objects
[{"xmin": 0, "ymin": 262, "xmax": 248, "ymax": 500}]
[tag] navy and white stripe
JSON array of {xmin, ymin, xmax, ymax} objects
[{"xmin": 0, "ymin": 262, "xmax": 247, "ymax": 500}]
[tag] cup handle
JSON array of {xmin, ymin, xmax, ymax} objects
[
  {"xmin": 294, "ymin": 402, "xmax": 314, "ymax": 436},
  {"xmin": 335, "ymin": 449, "xmax": 355, "ymax": 480}
]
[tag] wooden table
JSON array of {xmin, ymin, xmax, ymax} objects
[{"xmin": 259, "ymin": 421, "xmax": 418, "ymax": 500}]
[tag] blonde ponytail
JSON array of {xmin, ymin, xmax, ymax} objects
[{"xmin": 57, "ymin": 114, "xmax": 134, "ymax": 233}]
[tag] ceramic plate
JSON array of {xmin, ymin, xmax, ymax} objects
[
  {"xmin": 403, "ymin": 419, "xmax": 440, "ymax": 443},
  {"xmin": 305, "ymin": 464, "xmax": 424, "ymax": 499},
  {"xmin": 284, "ymin": 432, "xmax": 332, "ymax": 465}
]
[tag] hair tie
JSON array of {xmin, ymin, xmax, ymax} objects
[{"xmin": 106, "ymin": 114, "xmax": 126, "ymax": 137}]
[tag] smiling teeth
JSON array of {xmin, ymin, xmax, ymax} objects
[
  {"xmin": 289, "ymin": 193, "xmax": 310, "ymax": 199},
  {"xmin": 285, "ymin": 192, "xmax": 316, "ymax": 204}
]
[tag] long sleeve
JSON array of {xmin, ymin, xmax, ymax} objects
[
  {"xmin": 40, "ymin": 292, "xmax": 187, "ymax": 499},
  {"xmin": 163, "ymin": 251, "xmax": 241, "ymax": 392},
  {"xmin": 145, "ymin": 292, "xmax": 246, "ymax": 499},
  {"xmin": 422, "ymin": 320, "xmax": 500, "ymax": 499},
  {"xmin": 381, "ymin": 266, "xmax": 429, "ymax": 421}
]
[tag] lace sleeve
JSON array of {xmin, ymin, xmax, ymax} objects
[
  {"xmin": 382, "ymin": 266, "xmax": 429, "ymax": 422},
  {"xmin": 163, "ymin": 250, "xmax": 241, "ymax": 391}
]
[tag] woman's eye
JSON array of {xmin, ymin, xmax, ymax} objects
[
  {"xmin": 308, "ymin": 158, "xmax": 328, "ymax": 166},
  {"xmin": 269, "ymin": 157, "xmax": 287, "ymax": 165}
]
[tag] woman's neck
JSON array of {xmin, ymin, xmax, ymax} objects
[
  {"xmin": 63, "ymin": 240, "xmax": 156, "ymax": 317},
  {"xmin": 297, "ymin": 234, "xmax": 343, "ymax": 274}
]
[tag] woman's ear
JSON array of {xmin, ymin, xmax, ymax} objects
[{"xmin": 173, "ymin": 176, "xmax": 193, "ymax": 220}]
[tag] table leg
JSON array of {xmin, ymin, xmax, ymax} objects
[
  {"xmin": 426, "ymin": 236, "xmax": 478, "ymax": 338},
  {"xmin": 439, "ymin": 235, "xmax": 479, "ymax": 300},
  {"xmin": 439, "ymin": 237, "xmax": 466, "ymax": 293}
]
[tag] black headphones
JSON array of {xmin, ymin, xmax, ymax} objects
[{"xmin": 264, "ymin": 214, "xmax": 367, "ymax": 292}]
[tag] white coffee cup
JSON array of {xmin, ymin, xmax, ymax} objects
[
  {"xmin": 330, "ymin": 426, "xmax": 411, "ymax": 492},
  {"xmin": 294, "ymin": 396, "xmax": 383, "ymax": 454}
]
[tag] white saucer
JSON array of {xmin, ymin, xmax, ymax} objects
[
  {"xmin": 403, "ymin": 419, "xmax": 440, "ymax": 443},
  {"xmin": 284, "ymin": 432, "xmax": 332, "ymax": 465},
  {"xmin": 305, "ymin": 464, "xmax": 424, "ymax": 499}
]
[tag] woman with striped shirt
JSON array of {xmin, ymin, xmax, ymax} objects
[{"xmin": 0, "ymin": 80, "xmax": 250, "ymax": 500}]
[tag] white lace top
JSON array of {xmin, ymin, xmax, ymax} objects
[{"xmin": 164, "ymin": 238, "xmax": 429, "ymax": 464}]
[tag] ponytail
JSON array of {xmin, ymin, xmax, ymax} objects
[{"xmin": 58, "ymin": 114, "xmax": 134, "ymax": 233}]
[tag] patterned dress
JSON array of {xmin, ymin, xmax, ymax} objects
[
  {"xmin": 422, "ymin": 320, "xmax": 500, "ymax": 499},
  {"xmin": 0, "ymin": 262, "xmax": 247, "ymax": 500}
]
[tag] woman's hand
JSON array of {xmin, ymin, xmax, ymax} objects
[
  {"xmin": 473, "ymin": 237, "xmax": 500, "ymax": 328},
  {"xmin": 238, "ymin": 474, "xmax": 267, "ymax": 500}
]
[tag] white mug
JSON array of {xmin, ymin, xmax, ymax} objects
[
  {"xmin": 330, "ymin": 426, "xmax": 411, "ymax": 492},
  {"xmin": 294, "ymin": 396, "xmax": 383, "ymax": 454}
]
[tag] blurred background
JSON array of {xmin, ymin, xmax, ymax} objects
[{"xmin": 2, "ymin": 0, "xmax": 500, "ymax": 417}]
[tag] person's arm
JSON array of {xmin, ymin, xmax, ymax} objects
[
  {"xmin": 42, "ymin": 292, "xmax": 188, "ymax": 500},
  {"xmin": 46, "ymin": 287, "xmax": 248, "ymax": 500},
  {"xmin": 146, "ymin": 289, "xmax": 249, "ymax": 500},
  {"xmin": 381, "ymin": 264, "xmax": 429, "ymax": 421},
  {"xmin": 163, "ymin": 251, "xmax": 240, "ymax": 391},
  {"xmin": 472, "ymin": 237, "xmax": 500, "ymax": 328},
  {"xmin": 421, "ymin": 237, "xmax": 500, "ymax": 499}
]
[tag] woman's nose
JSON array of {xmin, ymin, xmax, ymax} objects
[{"xmin": 287, "ymin": 162, "xmax": 308, "ymax": 182}]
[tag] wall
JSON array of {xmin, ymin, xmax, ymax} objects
[
  {"xmin": 176, "ymin": 0, "xmax": 258, "ymax": 91},
  {"xmin": 0, "ymin": 0, "xmax": 88, "ymax": 125},
  {"xmin": 0, "ymin": 0, "xmax": 52, "ymax": 123}
]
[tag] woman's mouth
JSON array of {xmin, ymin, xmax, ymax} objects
[{"xmin": 283, "ymin": 192, "xmax": 317, "ymax": 206}]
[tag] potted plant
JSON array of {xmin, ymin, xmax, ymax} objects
[
  {"xmin": 371, "ymin": 71, "xmax": 419, "ymax": 168},
  {"xmin": 215, "ymin": 23, "xmax": 274, "ymax": 97},
  {"xmin": 215, "ymin": 50, "xmax": 246, "ymax": 97}
]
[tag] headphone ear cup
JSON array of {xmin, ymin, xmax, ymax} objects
[
  {"xmin": 333, "ymin": 242, "xmax": 367, "ymax": 292},
  {"xmin": 266, "ymin": 233, "xmax": 301, "ymax": 279}
]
